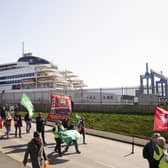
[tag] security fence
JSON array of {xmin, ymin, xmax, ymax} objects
[
  {"xmin": 0, "ymin": 86, "xmax": 161, "ymax": 106},
  {"xmin": 0, "ymin": 86, "xmax": 164, "ymax": 113}
]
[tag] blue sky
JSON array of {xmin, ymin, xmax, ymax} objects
[{"xmin": 1, "ymin": 0, "xmax": 168, "ymax": 88}]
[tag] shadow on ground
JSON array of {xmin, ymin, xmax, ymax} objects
[
  {"xmin": 47, "ymin": 152, "xmax": 69, "ymax": 165},
  {"xmin": 3, "ymin": 144, "xmax": 27, "ymax": 154}
]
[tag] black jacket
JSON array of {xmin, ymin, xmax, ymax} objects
[
  {"xmin": 143, "ymin": 140, "xmax": 159, "ymax": 168},
  {"xmin": 14, "ymin": 114, "xmax": 22, "ymax": 127},
  {"xmin": 36, "ymin": 116, "xmax": 46, "ymax": 132},
  {"xmin": 23, "ymin": 138, "xmax": 47, "ymax": 168}
]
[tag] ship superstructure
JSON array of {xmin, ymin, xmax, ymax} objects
[{"xmin": 0, "ymin": 53, "xmax": 87, "ymax": 91}]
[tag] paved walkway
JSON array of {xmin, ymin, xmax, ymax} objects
[
  {"xmin": 0, "ymin": 152, "xmax": 23, "ymax": 168},
  {"xmin": 0, "ymin": 121, "xmax": 148, "ymax": 167},
  {"xmin": 46, "ymin": 120, "xmax": 148, "ymax": 147}
]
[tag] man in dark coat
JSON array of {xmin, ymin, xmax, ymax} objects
[
  {"xmin": 23, "ymin": 131, "xmax": 47, "ymax": 168},
  {"xmin": 36, "ymin": 112, "xmax": 46, "ymax": 145},
  {"xmin": 143, "ymin": 132, "xmax": 160, "ymax": 168},
  {"xmin": 13, "ymin": 111, "xmax": 22, "ymax": 138}
]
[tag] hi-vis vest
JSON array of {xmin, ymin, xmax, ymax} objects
[
  {"xmin": 54, "ymin": 126, "xmax": 59, "ymax": 138},
  {"xmin": 153, "ymin": 145, "xmax": 168, "ymax": 168}
]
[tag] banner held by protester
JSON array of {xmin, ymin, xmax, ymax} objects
[{"xmin": 60, "ymin": 129, "xmax": 81, "ymax": 144}]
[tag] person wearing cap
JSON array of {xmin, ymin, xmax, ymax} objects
[
  {"xmin": 143, "ymin": 132, "xmax": 161, "ymax": 168},
  {"xmin": 153, "ymin": 136, "xmax": 168, "ymax": 168},
  {"xmin": 23, "ymin": 131, "xmax": 48, "ymax": 168}
]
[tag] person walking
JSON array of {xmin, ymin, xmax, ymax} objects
[
  {"xmin": 24, "ymin": 112, "xmax": 32, "ymax": 133},
  {"xmin": 62, "ymin": 118, "xmax": 71, "ymax": 129},
  {"xmin": 143, "ymin": 132, "xmax": 161, "ymax": 168},
  {"xmin": 0, "ymin": 106, "xmax": 6, "ymax": 120},
  {"xmin": 77, "ymin": 117, "xmax": 86, "ymax": 144},
  {"xmin": 52, "ymin": 120, "xmax": 64, "ymax": 156},
  {"xmin": 23, "ymin": 131, "xmax": 48, "ymax": 168},
  {"xmin": 62, "ymin": 121, "xmax": 81, "ymax": 154},
  {"xmin": 13, "ymin": 111, "xmax": 22, "ymax": 138},
  {"xmin": 153, "ymin": 136, "xmax": 168, "ymax": 168},
  {"xmin": 36, "ymin": 112, "xmax": 46, "ymax": 145},
  {"xmin": 3, "ymin": 112, "xmax": 12, "ymax": 139}
]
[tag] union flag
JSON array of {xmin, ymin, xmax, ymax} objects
[{"xmin": 153, "ymin": 106, "xmax": 168, "ymax": 131}]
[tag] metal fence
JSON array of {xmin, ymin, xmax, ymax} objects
[
  {"xmin": 0, "ymin": 86, "xmax": 141, "ymax": 106},
  {"xmin": 0, "ymin": 86, "xmax": 164, "ymax": 113}
]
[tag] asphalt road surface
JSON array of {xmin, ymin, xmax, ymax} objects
[
  {"xmin": 0, "ymin": 122, "xmax": 148, "ymax": 168},
  {"xmin": 0, "ymin": 152, "xmax": 23, "ymax": 168}
]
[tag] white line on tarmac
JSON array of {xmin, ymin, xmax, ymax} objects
[{"xmin": 95, "ymin": 160, "xmax": 115, "ymax": 168}]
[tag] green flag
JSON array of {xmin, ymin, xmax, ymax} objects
[
  {"xmin": 20, "ymin": 93, "xmax": 34, "ymax": 118},
  {"xmin": 75, "ymin": 114, "xmax": 81, "ymax": 120}
]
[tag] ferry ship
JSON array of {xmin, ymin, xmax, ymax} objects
[{"xmin": 0, "ymin": 53, "xmax": 87, "ymax": 91}]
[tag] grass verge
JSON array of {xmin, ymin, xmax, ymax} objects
[{"xmin": 20, "ymin": 111, "xmax": 168, "ymax": 139}]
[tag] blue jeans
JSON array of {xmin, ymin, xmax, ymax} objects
[
  {"xmin": 26, "ymin": 121, "xmax": 31, "ymax": 133},
  {"xmin": 5, "ymin": 126, "xmax": 11, "ymax": 138}
]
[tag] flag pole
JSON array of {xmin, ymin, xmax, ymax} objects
[
  {"xmin": 22, "ymin": 41, "xmax": 24, "ymax": 57},
  {"xmin": 124, "ymin": 136, "xmax": 135, "ymax": 157},
  {"xmin": 131, "ymin": 136, "xmax": 134, "ymax": 154}
]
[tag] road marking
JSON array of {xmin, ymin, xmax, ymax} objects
[{"xmin": 95, "ymin": 160, "xmax": 115, "ymax": 168}]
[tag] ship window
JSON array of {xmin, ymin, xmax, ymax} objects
[{"xmin": 0, "ymin": 73, "xmax": 34, "ymax": 81}]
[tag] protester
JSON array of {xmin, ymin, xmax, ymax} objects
[
  {"xmin": 143, "ymin": 132, "xmax": 161, "ymax": 168},
  {"xmin": 153, "ymin": 136, "xmax": 168, "ymax": 168},
  {"xmin": 77, "ymin": 117, "xmax": 86, "ymax": 144},
  {"xmin": 62, "ymin": 121, "xmax": 81, "ymax": 154},
  {"xmin": 0, "ymin": 115, "xmax": 2, "ymax": 129},
  {"xmin": 70, "ymin": 99, "xmax": 74, "ymax": 112},
  {"xmin": 62, "ymin": 118, "xmax": 75, "ymax": 130},
  {"xmin": 23, "ymin": 131, "xmax": 48, "ymax": 168},
  {"xmin": 62, "ymin": 118, "xmax": 71, "ymax": 129},
  {"xmin": 24, "ymin": 111, "xmax": 32, "ymax": 133},
  {"xmin": 13, "ymin": 111, "xmax": 22, "ymax": 138},
  {"xmin": 3, "ymin": 112, "xmax": 12, "ymax": 139},
  {"xmin": 0, "ymin": 106, "xmax": 6, "ymax": 120},
  {"xmin": 36, "ymin": 112, "xmax": 46, "ymax": 145},
  {"xmin": 52, "ymin": 120, "xmax": 64, "ymax": 156}
]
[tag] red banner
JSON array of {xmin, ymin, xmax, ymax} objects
[
  {"xmin": 153, "ymin": 106, "xmax": 168, "ymax": 131},
  {"xmin": 48, "ymin": 94, "xmax": 72, "ymax": 120},
  {"xmin": 51, "ymin": 94, "xmax": 71, "ymax": 111}
]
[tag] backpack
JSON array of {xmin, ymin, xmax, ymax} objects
[{"xmin": 143, "ymin": 145, "xmax": 149, "ymax": 159}]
